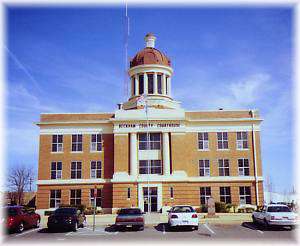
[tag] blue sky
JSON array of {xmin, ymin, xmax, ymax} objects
[{"xmin": 5, "ymin": 6, "xmax": 294, "ymax": 193}]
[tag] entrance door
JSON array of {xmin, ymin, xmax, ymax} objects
[{"xmin": 143, "ymin": 187, "xmax": 158, "ymax": 212}]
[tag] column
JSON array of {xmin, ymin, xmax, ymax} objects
[
  {"xmin": 154, "ymin": 72, "xmax": 158, "ymax": 94},
  {"xmin": 130, "ymin": 133, "xmax": 138, "ymax": 177},
  {"xmin": 168, "ymin": 77, "xmax": 171, "ymax": 97},
  {"xmin": 163, "ymin": 132, "xmax": 170, "ymax": 175},
  {"xmin": 162, "ymin": 74, "xmax": 166, "ymax": 95},
  {"xmin": 134, "ymin": 74, "xmax": 139, "ymax": 96},
  {"xmin": 144, "ymin": 73, "xmax": 148, "ymax": 95}
]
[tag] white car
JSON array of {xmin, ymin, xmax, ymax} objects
[
  {"xmin": 252, "ymin": 204, "xmax": 297, "ymax": 229},
  {"xmin": 167, "ymin": 205, "xmax": 198, "ymax": 230}
]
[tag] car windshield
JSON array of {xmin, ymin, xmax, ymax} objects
[
  {"xmin": 54, "ymin": 208, "xmax": 77, "ymax": 215},
  {"xmin": 172, "ymin": 206, "xmax": 195, "ymax": 213},
  {"xmin": 7, "ymin": 207, "xmax": 19, "ymax": 216},
  {"xmin": 267, "ymin": 206, "xmax": 291, "ymax": 212},
  {"xmin": 118, "ymin": 209, "xmax": 142, "ymax": 215}
]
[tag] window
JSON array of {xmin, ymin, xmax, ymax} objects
[
  {"xmin": 237, "ymin": 132, "xmax": 248, "ymax": 149},
  {"xmin": 170, "ymin": 187, "xmax": 174, "ymax": 199},
  {"xmin": 138, "ymin": 133, "xmax": 161, "ymax": 150},
  {"xmin": 90, "ymin": 134, "xmax": 102, "ymax": 152},
  {"xmin": 198, "ymin": 132, "xmax": 209, "ymax": 150},
  {"xmin": 90, "ymin": 161, "xmax": 102, "ymax": 178},
  {"xmin": 51, "ymin": 162, "xmax": 62, "ymax": 179},
  {"xmin": 218, "ymin": 159, "xmax": 230, "ymax": 176},
  {"xmin": 50, "ymin": 190, "xmax": 61, "ymax": 208},
  {"xmin": 165, "ymin": 76, "xmax": 169, "ymax": 94},
  {"xmin": 139, "ymin": 74, "xmax": 144, "ymax": 95},
  {"xmin": 238, "ymin": 159, "xmax": 250, "ymax": 176},
  {"xmin": 71, "ymin": 161, "xmax": 82, "ymax": 179},
  {"xmin": 127, "ymin": 188, "xmax": 131, "ymax": 199},
  {"xmin": 139, "ymin": 160, "xmax": 162, "ymax": 174},
  {"xmin": 90, "ymin": 189, "xmax": 102, "ymax": 207},
  {"xmin": 52, "ymin": 135, "xmax": 63, "ymax": 152},
  {"xmin": 157, "ymin": 74, "xmax": 162, "ymax": 94},
  {"xmin": 132, "ymin": 76, "xmax": 135, "ymax": 95},
  {"xmin": 70, "ymin": 189, "xmax": 81, "ymax": 205},
  {"xmin": 220, "ymin": 187, "xmax": 231, "ymax": 204},
  {"xmin": 72, "ymin": 134, "xmax": 82, "ymax": 152},
  {"xmin": 239, "ymin": 186, "xmax": 251, "ymax": 204},
  {"xmin": 200, "ymin": 187, "xmax": 211, "ymax": 205},
  {"xmin": 217, "ymin": 132, "xmax": 228, "ymax": 149},
  {"xmin": 148, "ymin": 74, "xmax": 154, "ymax": 94},
  {"xmin": 199, "ymin": 160, "xmax": 210, "ymax": 176}
]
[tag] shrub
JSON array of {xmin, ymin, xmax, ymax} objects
[
  {"xmin": 200, "ymin": 204, "xmax": 208, "ymax": 213},
  {"xmin": 245, "ymin": 207, "xmax": 255, "ymax": 213},
  {"xmin": 225, "ymin": 204, "xmax": 233, "ymax": 213},
  {"xmin": 215, "ymin": 202, "xmax": 226, "ymax": 213}
]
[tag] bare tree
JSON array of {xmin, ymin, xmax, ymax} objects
[{"xmin": 7, "ymin": 165, "xmax": 35, "ymax": 205}]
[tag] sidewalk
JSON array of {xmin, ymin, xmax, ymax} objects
[{"xmin": 40, "ymin": 213, "xmax": 252, "ymax": 228}]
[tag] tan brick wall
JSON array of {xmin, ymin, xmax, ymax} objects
[
  {"xmin": 112, "ymin": 183, "xmax": 138, "ymax": 208},
  {"xmin": 36, "ymin": 184, "xmax": 112, "ymax": 209},
  {"xmin": 40, "ymin": 113, "xmax": 114, "ymax": 122},
  {"xmin": 38, "ymin": 133, "xmax": 114, "ymax": 180},
  {"xmin": 114, "ymin": 134, "xmax": 129, "ymax": 173}
]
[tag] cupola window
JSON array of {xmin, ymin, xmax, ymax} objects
[
  {"xmin": 138, "ymin": 74, "xmax": 144, "ymax": 95},
  {"xmin": 157, "ymin": 74, "xmax": 162, "ymax": 94},
  {"xmin": 148, "ymin": 73, "xmax": 154, "ymax": 94}
]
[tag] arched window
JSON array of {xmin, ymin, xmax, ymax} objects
[
  {"xmin": 132, "ymin": 76, "xmax": 135, "ymax": 96},
  {"xmin": 166, "ymin": 76, "xmax": 169, "ymax": 95}
]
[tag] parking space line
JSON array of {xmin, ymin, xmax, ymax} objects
[
  {"xmin": 203, "ymin": 223, "xmax": 216, "ymax": 234},
  {"xmin": 65, "ymin": 231, "xmax": 73, "ymax": 236},
  {"xmin": 14, "ymin": 228, "xmax": 40, "ymax": 237}
]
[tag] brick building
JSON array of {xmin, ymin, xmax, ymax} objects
[{"xmin": 36, "ymin": 33, "xmax": 264, "ymax": 213}]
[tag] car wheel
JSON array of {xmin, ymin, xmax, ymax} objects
[
  {"xmin": 290, "ymin": 225, "xmax": 295, "ymax": 230},
  {"xmin": 252, "ymin": 216, "xmax": 257, "ymax": 224},
  {"xmin": 263, "ymin": 219, "xmax": 269, "ymax": 230},
  {"xmin": 139, "ymin": 225, "xmax": 144, "ymax": 231},
  {"xmin": 17, "ymin": 222, "xmax": 24, "ymax": 233},
  {"xmin": 35, "ymin": 219, "xmax": 40, "ymax": 228},
  {"xmin": 72, "ymin": 222, "xmax": 78, "ymax": 232},
  {"xmin": 194, "ymin": 226, "xmax": 198, "ymax": 230}
]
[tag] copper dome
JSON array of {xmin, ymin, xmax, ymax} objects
[{"xmin": 130, "ymin": 47, "xmax": 171, "ymax": 68}]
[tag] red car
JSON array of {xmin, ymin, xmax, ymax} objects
[{"xmin": 5, "ymin": 206, "xmax": 41, "ymax": 233}]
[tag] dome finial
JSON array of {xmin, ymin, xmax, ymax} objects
[{"xmin": 145, "ymin": 33, "xmax": 156, "ymax": 48}]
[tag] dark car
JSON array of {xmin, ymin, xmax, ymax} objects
[
  {"xmin": 47, "ymin": 207, "xmax": 86, "ymax": 232},
  {"xmin": 5, "ymin": 206, "xmax": 41, "ymax": 233},
  {"xmin": 115, "ymin": 208, "xmax": 144, "ymax": 231}
]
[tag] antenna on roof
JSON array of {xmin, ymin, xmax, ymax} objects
[{"xmin": 123, "ymin": 1, "xmax": 130, "ymax": 101}]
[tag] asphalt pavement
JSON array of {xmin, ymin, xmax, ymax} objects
[{"xmin": 3, "ymin": 222, "xmax": 298, "ymax": 244}]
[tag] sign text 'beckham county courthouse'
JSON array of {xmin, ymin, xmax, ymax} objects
[{"xmin": 118, "ymin": 123, "xmax": 181, "ymax": 129}]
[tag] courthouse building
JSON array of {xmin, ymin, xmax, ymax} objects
[{"xmin": 36, "ymin": 33, "xmax": 264, "ymax": 213}]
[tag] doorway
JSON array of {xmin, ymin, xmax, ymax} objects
[{"xmin": 143, "ymin": 187, "xmax": 158, "ymax": 212}]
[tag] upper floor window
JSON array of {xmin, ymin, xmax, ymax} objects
[
  {"xmin": 91, "ymin": 161, "xmax": 102, "ymax": 178},
  {"xmin": 239, "ymin": 186, "xmax": 251, "ymax": 204},
  {"xmin": 90, "ymin": 134, "xmax": 102, "ymax": 152},
  {"xmin": 148, "ymin": 73, "xmax": 154, "ymax": 94},
  {"xmin": 198, "ymin": 132, "xmax": 209, "ymax": 150},
  {"xmin": 157, "ymin": 74, "xmax": 162, "ymax": 94},
  {"xmin": 220, "ymin": 187, "xmax": 231, "ymax": 204},
  {"xmin": 50, "ymin": 190, "xmax": 61, "ymax": 208},
  {"xmin": 139, "ymin": 74, "xmax": 144, "ymax": 95},
  {"xmin": 71, "ymin": 161, "xmax": 82, "ymax": 179},
  {"xmin": 90, "ymin": 188, "xmax": 102, "ymax": 207},
  {"xmin": 51, "ymin": 162, "xmax": 62, "ymax": 179},
  {"xmin": 52, "ymin": 135, "xmax": 63, "ymax": 152},
  {"xmin": 132, "ymin": 76, "xmax": 135, "ymax": 95},
  {"xmin": 139, "ymin": 160, "xmax": 162, "ymax": 174},
  {"xmin": 218, "ymin": 159, "xmax": 230, "ymax": 176},
  {"xmin": 72, "ymin": 134, "xmax": 82, "ymax": 152},
  {"xmin": 138, "ymin": 133, "xmax": 161, "ymax": 150},
  {"xmin": 238, "ymin": 158, "xmax": 250, "ymax": 176},
  {"xmin": 70, "ymin": 189, "xmax": 81, "ymax": 205},
  {"xmin": 217, "ymin": 132, "xmax": 228, "ymax": 149},
  {"xmin": 237, "ymin": 132, "xmax": 248, "ymax": 149},
  {"xmin": 166, "ymin": 76, "xmax": 169, "ymax": 94},
  {"xmin": 199, "ymin": 160, "xmax": 210, "ymax": 176},
  {"xmin": 200, "ymin": 187, "xmax": 211, "ymax": 205},
  {"xmin": 127, "ymin": 188, "xmax": 131, "ymax": 199}
]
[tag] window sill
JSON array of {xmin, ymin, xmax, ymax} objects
[
  {"xmin": 90, "ymin": 151, "xmax": 103, "ymax": 153},
  {"xmin": 197, "ymin": 149, "xmax": 210, "ymax": 151},
  {"xmin": 217, "ymin": 149, "xmax": 230, "ymax": 151},
  {"xmin": 70, "ymin": 151, "xmax": 83, "ymax": 153},
  {"xmin": 236, "ymin": 149, "xmax": 249, "ymax": 151},
  {"xmin": 51, "ymin": 152, "xmax": 64, "ymax": 154}
]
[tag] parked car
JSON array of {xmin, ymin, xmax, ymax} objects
[
  {"xmin": 47, "ymin": 207, "xmax": 86, "ymax": 232},
  {"xmin": 167, "ymin": 205, "xmax": 198, "ymax": 230},
  {"xmin": 5, "ymin": 206, "xmax": 40, "ymax": 233},
  {"xmin": 115, "ymin": 208, "xmax": 144, "ymax": 231},
  {"xmin": 252, "ymin": 204, "xmax": 297, "ymax": 230}
]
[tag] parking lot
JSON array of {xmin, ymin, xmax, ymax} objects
[{"xmin": 3, "ymin": 222, "xmax": 298, "ymax": 243}]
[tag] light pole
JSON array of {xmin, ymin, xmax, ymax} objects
[{"xmin": 144, "ymin": 94, "xmax": 150, "ymax": 214}]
